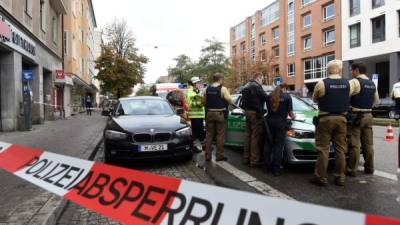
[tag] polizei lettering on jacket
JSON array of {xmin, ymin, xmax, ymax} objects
[
  {"xmin": 328, "ymin": 84, "xmax": 347, "ymax": 89},
  {"xmin": 70, "ymin": 171, "xmax": 320, "ymax": 225}
]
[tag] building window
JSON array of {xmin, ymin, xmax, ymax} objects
[
  {"xmin": 234, "ymin": 22, "xmax": 246, "ymax": 41},
  {"xmin": 260, "ymin": 50, "xmax": 266, "ymax": 62},
  {"xmin": 372, "ymin": 0, "xmax": 385, "ymax": 9},
  {"xmin": 272, "ymin": 27, "xmax": 279, "ymax": 41},
  {"xmin": 303, "ymin": 36, "xmax": 312, "ymax": 51},
  {"xmin": 240, "ymin": 42, "xmax": 246, "ymax": 53},
  {"xmin": 81, "ymin": 58, "xmax": 84, "ymax": 75},
  {"xmin": 372, "ymin": 15, "xmax": 385, "ymax": 43},
  {"xmin": 25, "ymin": 0, "xmax": 32, "ymax": 17},
  {"xmin": 303, "ymin": 13, "xmax": 312, "ymax": 28},
  {"xmin": 273, "ymin": 66, "xmax": 280, "ymax": 77},
  {"xmin": 287, "ymin": 1, "xmax": 295, "ymax": 56},
  {"xmin": 63, "ymin": 31, "xmax": 68, "ymax": 56},
  {"xmin": 81, "ymin": 29, "xmax": 84, "ymax": 43},
  {"xmin": 324, "ymin": 29, "xmax": 335, "ymax": 46},
  {"xmin": 323, "ymin": 3, "xmax": 335, "ymax": 21},
  {"xmin": 40, "ymin": 0, "xmax": 46, "ymax": 31},
  {"xmin": 260, "ymin": 33, "xmax": 266, "ymax": 46},
  {"xmin": 304, "ymin": 54, "xmax": 335, "ymax": 80},
  {"xmin": 398, "ymin": 11, "xmax": 400, "ymax": 37},
  {"xmin": 350, "ymin": 0, "xmax": 360, "ymax": 16},
  {"xmin": 232, "ymin": 46, "xmax": 237, "ymax": 56},
  {"xmin": 81, "ymin": 3, "xmax": 84, "ymax": 16},
  {"xmin": 302, "ymin": 0, "xmax": 314, "ymax": 6},
  {"xmin": 287, "ymin": 64, "xmax": 295, "ymax": 77},
  {"xmin": 72, "ymin": 34, "xmax": 76, "ymax": 60},
  {"xmin": 52, "ymin": 17, "xmax": 57, "ymax": 44},
  {"xmin": 349, "ymin": 23, "xmax": 361, "ymax": 48},
  {"xmin": 272, "ymin": 46, "xmax": 279, "ymax": 57},
  {"xmin": 261, "ymin": 1, "xmax": 280, "ymax": 27}
]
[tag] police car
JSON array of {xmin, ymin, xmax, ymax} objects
[{"xmin": 224, "ymin": 87, "xmax": 334, "ymax": 164}]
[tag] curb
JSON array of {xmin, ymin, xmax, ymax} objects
[{"xmin": 33, "ymin": 136, "xmax": 103, "ymax": 225}]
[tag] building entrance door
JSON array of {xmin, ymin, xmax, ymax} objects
[{"xmin": 376, "ymin": 61, "xmax": 390, "ymax": 98}]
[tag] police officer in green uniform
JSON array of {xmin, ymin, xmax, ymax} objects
[
  {"xmin": 347, "ymin": 62, "xmax": 380, "ymax": 176},
  {"xmin": 311, "ymin": 60, "xmax": 353, "ymax": 187},
  {"xmin": 186, "ymin": 77, "xmax": 205, "ymax": 149}
]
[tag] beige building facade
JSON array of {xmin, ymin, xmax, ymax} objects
[
  {"xmin": 0, "ymin": 0, "xmax": 66, "ymax": 131},
  {"xmin": 63, "ymin": 0, "xmax": 97, "ymax": 116},
  {"xmin": 230, "ymin": 0, "xmax": 342, "ymax": 93}
]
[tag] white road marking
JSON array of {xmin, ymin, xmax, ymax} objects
[
  {"xmin": 216, "ymin": 161, "xmax": 295, "ymax": 200},
  {"xmin": 357, "ymin": 166, "xmax": 398, "ymax": 181}
]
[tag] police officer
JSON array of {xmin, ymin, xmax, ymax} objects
[
  {"xmin": 347, "ymin": 62, "xmax": 379, "ymax": 176},
  {"xmin": 391, "ymin": 78, "xmax": 400, "ymax": 112},
  {"xmin": 241, "ymin": 72, "xmax": 268, "ymax": 167},
  {"xmin": 264, "ymin": 83, "xmax": 295, "ymax": 176},
  {"xmin": 204, "ymin": 73, "xmax": 232, "ymax": 161},
  {"xmin": 186, "ymin": 77, "xmax": 205, "ymax": 150},
  {"xmin": 311, "ymin": 60, "xmax": 353, "ymax": 187}
]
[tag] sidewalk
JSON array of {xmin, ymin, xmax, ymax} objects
[{"xmin": 0, "ymin": 113, "xmax": 107, "ymax": 225}]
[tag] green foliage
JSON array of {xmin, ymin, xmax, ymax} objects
[
  {"xmin": 135, "ymin": 86, "xmax": 152, "ymax": 96},
  {"xmin": 168, "ymin": 37, "xmax": 230, "ymax": 84},
  {"xmin": 95, "ymin": 19, "xmax": 148, "ymax": 98}
]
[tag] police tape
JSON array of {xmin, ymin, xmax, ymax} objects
[
  {"xmin": 33, "ymin": 101, "xmax": 101, "ymax": 111},
  {"xmin": 0, "ymin": 141, "xmax": 398, "ymax": 225}
]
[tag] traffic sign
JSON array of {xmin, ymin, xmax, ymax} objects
[{"xmin": 22, "ymin": 70, "xmax": 33, "ymax": 81}]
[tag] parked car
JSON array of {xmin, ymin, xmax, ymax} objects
[
  {"xmin": 103, "ymin": 96, "xmax": 193, "ymax": 163},
  {"xmin": 372, "ymin": 97, "xmax": 396, "ymax": 118},
  {"xmin": 225, "ymin": 93, "xmax": 334, "ymax": 164},
  {"xmin": 298, "ymin": 97, "xmax": 318, "ymax": 110}
]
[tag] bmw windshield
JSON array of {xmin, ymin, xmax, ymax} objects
[{"xmin": 118, "ymin": 99, "xmax": 174, "ymax": 116}]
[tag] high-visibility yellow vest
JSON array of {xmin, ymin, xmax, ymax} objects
[{"xmin": 186, "ymin": 87, "xmax": 205, "ymax": 119}]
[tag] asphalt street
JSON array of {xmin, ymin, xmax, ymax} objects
[{"xmin": 56, "ymin": 125, "xmax": 399, "ymax": 224}]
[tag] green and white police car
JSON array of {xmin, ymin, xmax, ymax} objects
[{"xmin": 224, "ymin": 91, "xmax": 334, "ymax": 164}]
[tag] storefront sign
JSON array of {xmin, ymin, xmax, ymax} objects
[
  {"xmin": 22, "ymin": 70, "xmax": 34, "ymax": 81},
  {"xmin": 0, "ymin": 19, "xmax": 11, "ymax": 42},
  {"xmin": 0, "ymin": 15, "xmax": 36, "ymax": 59},
  {"xmin": 55, "ymin": 70, "xmax": 65, "ymax": 80}
]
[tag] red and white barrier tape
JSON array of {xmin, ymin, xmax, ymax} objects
[{"xmin": 0, "ymin": 141, "xmax": 398, "ymax": 225}]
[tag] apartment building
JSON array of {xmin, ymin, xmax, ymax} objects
[
  {"xmin": 63, "ymin": 0, "xmax": 97, "ymax": 116},
  {"xmin": 342, "ymin": 0, "xmax": 400, "ymax": 98},
  {"xmin": 230, "ymin": 0, "xmax": 342, "ymax": 93},
  {"xmin": 0, "ymin": 0, "xmax": 66, "ymax": 131}
]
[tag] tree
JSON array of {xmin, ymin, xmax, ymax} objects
[
  {"xmin": 135, "ymin": 86, "xmax": 151, "ymax": 96},
  {"xmin": 197, "ymin": 37, "xmax": 230, "ymax": 82},
  {"xmin": 228, "ymin": 54, "xmax": 276, "ymax": 91},
  {"xmin": 95, "ymin": 19, "xmax": 148, "ymax": 98},
  {"xmin": 168, "ymin": 55, "xmax": 195, "ymax": 83}
]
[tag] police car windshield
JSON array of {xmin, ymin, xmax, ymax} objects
[
  {"xmin": 292, "ymin": 96, "xmax": 314, "ymax": 112},
  {"xmin": 119, "ymin": 99, "xmax": 174, "ymax": 115}
]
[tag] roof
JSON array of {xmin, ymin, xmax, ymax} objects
[{"xmin": 119, "ymin": 96, "xmax": 164, "ymax": 101}]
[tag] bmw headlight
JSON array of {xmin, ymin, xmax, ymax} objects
[
  {"xmin": 176, "ymin": 127, "xmax": 192, "ymax": 137},
  {"xmin": 105, "ymin": 130, "xmax": 128, "ymax": 140},
  {"xmin": 287, "ymin": 129, "xmax": 314, "ymax": 139}
]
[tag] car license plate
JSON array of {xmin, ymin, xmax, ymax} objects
[{"xmin": 139, "ymin": 144, "xmax": 168, "ymax": 152}]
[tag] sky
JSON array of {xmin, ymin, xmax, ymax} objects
[{"xmin": 92, "ymin": 0, "xmax": 273, "ymax": 84}]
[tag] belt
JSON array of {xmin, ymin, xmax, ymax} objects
[
  {"xmin": 207, "ymin": 109, "xmax": 226, "ymax": 112},
  {"xmin": 318, "ymin": 113, "xmax": 347, "ymax": 118}
]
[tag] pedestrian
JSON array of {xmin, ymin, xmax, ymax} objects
[
  {"xmin": 391, "ymin": 78, "xmax": 400, "ymax": 113},
  {"xmin": 347, "ymin": 62, "xmax": 380, "ymax": 177},
  {"xmin": 186, "ymin": 76, "xmax": 205, "ymax": 151},
  {"xmin": 86, "ymin": 96, "xmax": 92, "ymax": 116},
  {"xmin": 150, "ymin": 85, "xmax": 158, "ymax": 96},
  {"xmin": 167, "ymin": 89, "xmax": 189, "ymax": 120},
  {"xmin": 204, "ymin": 73, "xmax": 232, "ymax": 162},
  {"xmin": 310, "ymin": 60, "xmax": 353, "ymax": 187},
  {"xmin": 241, "ymin": 72, "xmax": 268, "ymax": 167},
  {"xmin": 264, "ymin": 83, "xmax": 295, "ymax": 176}
]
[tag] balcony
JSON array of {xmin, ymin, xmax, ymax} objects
[{"xmin": 50, "ymin": 0, "xmax": 67, "ymax": 14}]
